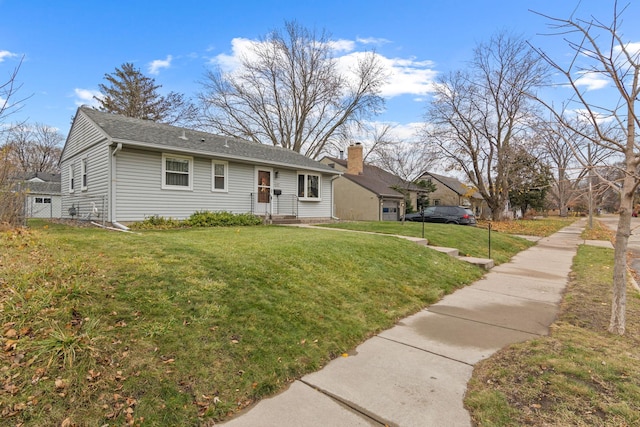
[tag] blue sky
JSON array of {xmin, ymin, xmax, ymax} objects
[{"xmin": 0, "ymin": 0, "xmax": 636, "ymax": 145}]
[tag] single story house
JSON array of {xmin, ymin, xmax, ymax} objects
[
  {"xmin": 59, "ymin": 106, "xmax": 341, "ymax": 226},
  {"xmin": 320, "ymin": 143, "xmax": 423, "ymax": 221},
  {"xmin": 12, "ymin": 172, "xmax": 62, "ymax": 219},
  {"xmin": 420, "ymin": 172, "xmax": 488, "ymax": 217}
]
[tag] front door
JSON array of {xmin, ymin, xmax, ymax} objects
[{"xmin": 256, "ymin": 168, "xmax": 272, "ymax": 215}]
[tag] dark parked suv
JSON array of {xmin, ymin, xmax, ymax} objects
[{"xmin": 402, "ymin": 206, "xmax": 477, "ymax": 225}]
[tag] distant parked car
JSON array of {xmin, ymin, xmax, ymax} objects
[{"xmin": 401, "ymin": 206, "xmax": 477, "ymax": 226}]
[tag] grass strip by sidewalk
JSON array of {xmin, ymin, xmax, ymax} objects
[
  {"xmin": 465, "ymin": 244, "xmax": 640, "ymax": 426},
  {"xmin": 319, "ymin": 218, "xmax": 576, "ymax": 265},
  {"xmin": 2, "ymin": 220, "xmax": 484, "ymax": 426}
]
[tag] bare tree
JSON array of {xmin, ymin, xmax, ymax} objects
[
  {"xmin": 424, "ymin": 32, "xmax": 548, "ymax": 220},
  {"xmin": 4, "ymin": 123, "xmax": 64, "ymax": 173},
  {"xmin": 537, "ymin": 115, "xmax": 612, "ymax": 217},
  {"xmin": 0, "ymin": 55, "xmax": 28, "ymax": 130},
  {"xmin": 0, "ymin": 55, "xmax": 29, "ymax": 226},
  {"xmin": 530, "ymin": 1, "xmax": 639, "ymax": 334},
  {"xmin": 198, "ymin": 21, "xmax": 387, "ymax": 159},
  {"xmin": 372, "ymin": 134, "xmax": 436, "ymax": 215},
  {"xmin": 95, "ymin": 63, "xmax": 198, "ymax": 127},
  {"xmin": 374, "ymin": 140, "xmax": 432, "ymax": 187}
]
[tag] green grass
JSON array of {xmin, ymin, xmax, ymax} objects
[
  {"xmin": 477, "ymin": 217, "xmax": 576, "ymax": 236},
  {"xmin": 2, "ymin": 220, "xmax": 487, "ymax": 426},
  {"xmin": 319, "ymin": 220, "xmax": 539, "ymax": 264},
  {"xmin": 581, "ymin": 219, "xmax": 614, "ymax": 241},
  {"xmin": 465, "ymin": 244, "xmax": 640, "ymax": 426}
]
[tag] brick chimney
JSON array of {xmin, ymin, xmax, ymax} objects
[{"xmin": 347, "ymin": 143, "xmax": 364, "ymax": 175}]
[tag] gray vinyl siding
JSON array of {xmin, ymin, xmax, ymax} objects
[
  {"xmin": 60, "ymin": 141, "xmax": 110, "ymax": 220},
  {"xmin": 297, "ymin": 175, "xmax": 333, "ymax": 218},
  {"xmin": 275, "ymin": 169, "xmax": 334, "ymax": 218},
  {"xmin": 60, "ymin": 112, "xmax": 110, "ymax": 220},
  {"xmin": 61, "ymin": 112, "xmax": 106, "ymax": 161},
  {"xmin": 115, "ymin": 149, "xmax": 257, "ymax": 221},
  {"xmin": 114, "ymin": 149, "xmax": 335, "ymax": 221}
]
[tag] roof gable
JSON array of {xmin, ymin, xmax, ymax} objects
[
  {"xmin": 424, "ymin": 172, "xmax": 483, "ymax": 199},
  {"xmin": 75, "ymin": 107, "xmax": 338, "ymax": 174},
  {"xmin": 323, "ymin": 156, "xmax": 424, "ymax": 198}
]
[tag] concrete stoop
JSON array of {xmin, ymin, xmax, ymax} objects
[
  {"xmin": 457, "ymin": 255, "xmax": 495, "ymax": 270},
  {"xmin": 428, "ymin": 245, "xmax": 494, "ymax": 270},
  {"xmin": 429, "ymin": 245, "xmax": 459, "ymax": 257}
]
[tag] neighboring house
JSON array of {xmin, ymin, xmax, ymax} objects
[
  {"xmin": 419, "ymin": 172, "xmax": 488, "ymax": 217},
  {"xmin": 59, "ymin": 106, "xmax": 340, "ymax": 226},
  {"xmin": 13, "ymin": 172, "xmax": 62, "ymax": 218},
  {"xmin": 320, "ymin": 143, "xmax": 422, "ymax": 221}
]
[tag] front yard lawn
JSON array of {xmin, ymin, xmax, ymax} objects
[{"xmin": 2, "ymin": 221, "xmax": 485, "ymax": 426}]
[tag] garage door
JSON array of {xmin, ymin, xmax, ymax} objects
[{"xmin": 382, "ymin": 200, "xmax": 400, "ymax": 221}]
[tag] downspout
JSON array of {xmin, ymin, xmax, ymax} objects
[
  {"xmin": 110, "ymin": 143, "xmax": 129, "ymax": 230},
  {"xmin": 330, "ymin": 174, "xmax": 340, "ymax": 220}
]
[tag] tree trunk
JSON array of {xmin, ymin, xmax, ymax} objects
[{"xmin": 609, "ymin": 187, "xmax": 632, "ymax": 334}]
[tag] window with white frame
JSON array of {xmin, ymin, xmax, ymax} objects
[
  {"xmin": 162, "ymin": 154, "xmax": 193, "ymax": 190},
  {"xmin": 81, "ymin": 158, "xmax": 88, "ymax": 191},
  {"xmin": 35, "ymin": 197, "xmax": 51, "ymax": 203},
  {"xmin": 69, "ymin": 164, "xmax": 75, "ymax": 193},
  {"xmin": 297, "ymin": 172, "xmax": 321, "ymax": 200},
  {"xmin": 211, "ymin": 160, "xmax": 228, "ymax": 192}
]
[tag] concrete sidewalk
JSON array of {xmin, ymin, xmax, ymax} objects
[{"xmin": 221, "ymin": 220, "xmax": 587, "ymax": 427}]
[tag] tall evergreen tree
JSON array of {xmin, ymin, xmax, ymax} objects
[{"xmin": 94, "ymin": 63, "xmax": 197, "ymax": 127}]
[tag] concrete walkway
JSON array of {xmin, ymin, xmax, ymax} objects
[{"xmin": 221, "ymin": 220, "xmax": 587, "ymax": 427}]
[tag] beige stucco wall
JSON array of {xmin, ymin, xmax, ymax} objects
[
  {"xmin": 429, "ymin": 185, "xmax": 464, "ymax": 206},
  {"xmin": 333, "ymin": 177, "xmax": 381, "ymax": 221}
]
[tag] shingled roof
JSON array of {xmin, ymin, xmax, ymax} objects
[
  {"xmin": 327, "ymin": 157, "xmax": 424, "ymax": 197},
  {"xmin": 77, "ymin": 106, "xmax": 338, "ymax": 174},
  {"xmin": 324, "ymin": 156, "xmax": 422, "ymax": 198},
  {"xmin": 10, "ymin": 180, "xmax": 61, "ymax": 195},
  {"xmin": 423, "ymin": 172, "xmax": 483, "ymax": 200}
]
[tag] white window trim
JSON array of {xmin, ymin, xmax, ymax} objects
[
  {"xmin": 81, "ymin": 158, "xmax": 88, "ymax": 191},
  {"xmin": 297, "ymin": 171, "xmax": 322, "ymax": 201},
  {"xmin": 68, "ymin": 164, "xmax": 75, "ymax": 193},
  {"xmin": 211, "ymin": 160, "xmax": 228, "ymax": 192},
  {"xmin": 162, "ymin": 153, "xmax": 193, "ymax": 191}
]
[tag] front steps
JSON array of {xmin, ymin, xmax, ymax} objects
[{"xmin": 428, "ymin": 245, "xmax": 494, "ymax": 270}]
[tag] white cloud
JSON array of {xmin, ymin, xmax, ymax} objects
[
  {"xmin": 613, "ymin": 41, "xmax": 640, "ymax": 57},
  {"xmin": 210, "ymin": 38, "xmax": 257, "ymax": 72},
  {"xmin": 379, "ymin": 56, "xmax": 438, "ymax": 97},
  {"xmin": 389, "ymin": 121, "xmax": 423, "ymax": 141},
  {"xmin": 356, "ymin": 37, "xmax": 391, "ymax": 45},
  {"xmin": 148, "ymin": 55, "xmax": 173, "ymax": 75},
  {"xmin": 0, "ymin": 50, "xmax": 18, "ymax": 62},
  {"xmin": 570, "ymin": 108, "xmax": 616, "ymax": 125},
  {"xmin": 210, "ymin": 37, "xmax": 438, "ymax": 99},
  {"xmin": 328, "ymin": 39, "xmax": 355, "ymax": 53},
  {"xmin": 73, "ymin": 88, "xmax": 102, "ymax": 107},
  {"xmin": 337, "ymin": 52, "xmax": 437, "ymax": 98},
  {"xmin": 574, "ymin": 71, "xmax": 609, "ymax": 91}
]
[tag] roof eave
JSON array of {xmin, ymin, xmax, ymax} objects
[{"xmin": 110, "ymin": 139, "xmax": 340, "ymax": 175}]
